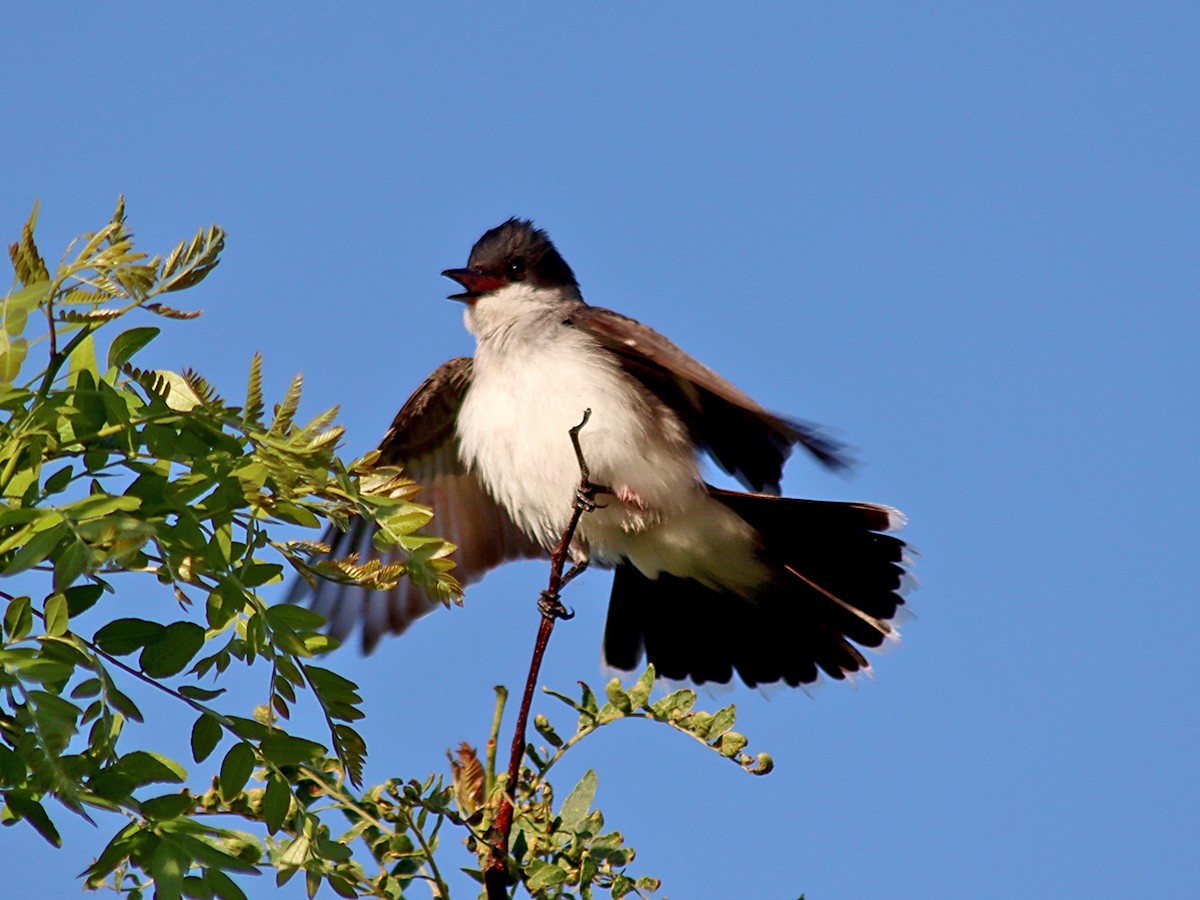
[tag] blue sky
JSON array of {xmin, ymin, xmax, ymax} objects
[{"xmin": 3, "ymin": 3, "xmax": 1197, "ymax": 898}]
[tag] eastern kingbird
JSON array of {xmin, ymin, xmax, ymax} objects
[{"xmin": 299, "ymin": 219, "xmax": 909, "ymax": 688}]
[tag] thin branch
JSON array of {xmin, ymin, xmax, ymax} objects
[
  {"xmin": 44, "ymin": 290, "xmax": 57, "ymax": 359},
  {"xmin": 406, "ymin": 808, "xmax": 451, "ymax": 899},
  {"xmin": 483, "ymin": 409, "xmax": 599, "ymax": 898},
  {"xmin": 486, "ymin": 686, "xmax": 507, "ymax": 793}
]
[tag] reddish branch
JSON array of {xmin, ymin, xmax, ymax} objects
[{"xmin": 483, "ymin": 409, "xmax": 600, "ymax": 898}]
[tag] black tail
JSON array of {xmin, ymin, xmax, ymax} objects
[{"xmin": 602, "ymin": 490, "xmax": 909, "ymax": 688}]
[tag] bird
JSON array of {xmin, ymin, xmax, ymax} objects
[{"xmin": 295, "ymin": 218, "xmax": 909, "ymax": 689}]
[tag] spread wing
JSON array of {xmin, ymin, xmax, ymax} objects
[
  {"xmin": 571, "ymin": 306, "xmax": 850, "ymax": 493},
  {"xmin": 289, "ymin": 357, "xmax": 545, "ymax": 652}
]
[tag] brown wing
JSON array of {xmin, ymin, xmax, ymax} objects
[
  {"xmin": 290, "ymin": 357, "xmax": 546, "ymax": 652},
  {"xmin": 571, "ymin": 306, "xmax": 850, "ymax": 493}
]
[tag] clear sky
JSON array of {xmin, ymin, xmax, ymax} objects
[{"xmin": 3, "ymin": 3, "xmax": 1197, "ymax": 898}]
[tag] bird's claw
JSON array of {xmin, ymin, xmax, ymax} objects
[
  {"xmin": 538, "ymin": 591, "xmax": 575, "ymax": 620},
  {"xmin": 575, "ymin": 480, "xmax": 610, "ymax": 513}
]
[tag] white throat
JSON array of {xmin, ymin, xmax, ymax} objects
[{"xmin": 463, "ymin": 282, "xmax": 580, "ymax": 344}]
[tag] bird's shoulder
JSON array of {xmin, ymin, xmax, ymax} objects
[{"xmin": 377, "ymin": 356, "xmax": 473, "ymax": 464}]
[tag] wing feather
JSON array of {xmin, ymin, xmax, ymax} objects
[
  {"xmin": 290, "ymin": 357, "xmax": 545, "ymax": 652},
  {"xmin": 572, "ymin": 306, "xmax": 849, "ymax": 492}
]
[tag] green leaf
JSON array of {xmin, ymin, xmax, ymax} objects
[
  {"xmin": 219, "ymin": 742, "xmax": 255, "ymax": 802},
  {"xmin": 258, "ymin": 733, "xmax": 325, "ymax": 767},
  {"xmin": 264, "ymin": 603, "xmax": 325, "ymax": 632},
  {"xmin": 107, "ymin": 325, "xmax": 160, "ymax": 369},
  {"xmin": 324, "ymin": 874, "xmax": 358, "ymax": 899},
  {"xmin": 201, "ymin": 868, "xmax": 248, "ymax": 900},
  {"xmin": 276, "ymin": 833, "xmax": 310, "ymax": 884},
  {"xmin": 604, "ymin": 678, "xmax": 633, "ymax": 714},
  {"xmin": 526, "ymin": 861, "xmax": 568, "ymax": 891},
  {"xmin": 0, "ymin": 744, "xmax": 25, "ymax": 785},
  {"xmin": 64, "ymin": 492, "xmax": 141, "ymax": 519},
  {"xmin": 65, "ymin": 583, "xmax": 104, "ymax": 616},
  {"xmin": 591, "ymin": 831, "xmax": 632, "ymax": 865},
  {"xmin": 303, "ymin": 665, "xmax": 364, "ymax": 721},
  {"xmin": 93, "ymin": 617, "xmax": 164, "ymax": 655},
  {"xmin": 716, "ymin": 731, "xmax": 748, "ymax": 758},
  {"xmin": 612, "ymin": 873, "xmax": 635, "ymax": 898},
  {"xmin": 159, "ymin": 224, "xmax": 225, "ymax": 293},
  {"xmin": 559, "ymin": 769, "xmax": 597, "ymax": 831},
  {"xmin": 685, "ymin": 711, "xmax": 714, "ymax": 740},
  {"xmin": 5, "ymin": 791, "xmax": 62, "ymax": 847},
  {"xmin": 627, "ymin": 666, "xmax": 656, "ymax": 708},
  {"xmin": 534, "ymin": 713, "xmax": 563, "ymax": 748},
  {"xmin": 108, "ymin": 685, "xmax": 144, "ymax": 722},
  {"xmin": 42, "ymin": 465, "xmax": 75, "ymax": 496},
  {"xmin": 191, "ymin": 713, "xmax": 223, "ymax": 763},
  {"xmin": 83, "ymin": 821, "xmax": 141, "ymax": 888},
  {"xmin": 71, "ymin": 677, "xmax": 103, "ymax": 699},
  {"xmin": 4, "ymin": 595, "xmax": 32, "ymax": 641},
  {"xmin": 0, "ymin": 339, "xmax": 29, "ymax": 385},
  {"xmin": 204, "ymin": 867, "xmax": 249, "ymax": 900},
  {"xmin": 271, "ymin": 504, "xmax": 319, "ymax": 528},
  {"xmin": 750, "ymin": 752, "xmax": 775, "ymax": 775},
  {"xmin": 205, "ymin": 580, "xmax": 243, "ymax": 630},
  {"xmin": 4, "ymin": 280, "xmax": 51, "ymax": 323},
  {"xmin": 68, "ymin": 332, "xmax": 100, "ymax": 386},
  {"xmin": 239, "ymin": 562, "xmax": 283, "ymax": 588},
  {"xmin": 156, "ymin": 820, "xmax": 261, "ymax": 872},
  {"xmin": 579, "ymin": 682, "xmax": 599, "ymax": 716},
  {"xmin": 268, "ymin": 374, "xmax": 303, "ymax": 434},
  {"xmin": 261, "ymin": 773, "xmax": 291, "ymax": 834},
  {"xmin": 43, "ymin": 593, "xmax": 69, "ymax": 637},
  {"xmin": 224, "ymin": 716, "xmax": 271, "ymax": 742},
  {"xmin": 155, "ymin": 370, "xmax": 203, "ymax": 412},
  {"xmin": 140, "ymin": 793, "xmax": 195, "ymax": 820},
  {"xmin": 708, "ymin": 704, "xmax": 736, "ymax": 739},
  {"xmin": 52, "ymin": 541, "xmax": 88, "ymax": 591},
  {"xmin": 90, "ymin": 751, "xmax": 187, "ymax": 800},
  {"xmin": 4, "ymin": 521, "xmax": 67, "ymax": 575},
  {"xmin": 139, "ymin": 621, "xmax": 206, "ymax": 678},
  {"xmin": 331, "ymin": 724, "xmax": 366, "ymax": 787},
  {"xmin": 118, "ymin": 751, "xmax": 188, "ymax": 785},
  {"xmin": 179, "ymin": 685, "xmax": 226, "ymax": 702},
  {"xmin": 151, "ymin": 833, "xmax": 188, "ymax": 900},
  {"xmin": 650, "ymin": 688, "xmax": 696, "ymax": 720},
  {"xmin": 243, "ymin": 353, "xmax": 264, "ymax": 425},
  {"xmin": 0, "ymin": 506, "xmax": 46, "ymax": 530}
]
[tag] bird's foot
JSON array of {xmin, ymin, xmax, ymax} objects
[
  {"xmin": 575, "ymin": 480, "xmax": 610, "ymax": 513},
  {"xmin": 560, "ymin": 560, "xmax": 588, "ymax": 589},
  {"xmin": 538, "ymin": 591, "xmax": 575, "ymax": 620}
]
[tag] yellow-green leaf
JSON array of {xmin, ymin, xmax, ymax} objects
[
  {"xmin": 43, "ymin": 593, "xmax": 68, "ymax": 637},
  {"xmin": 154, "ymin": 370, "xmax": 203, "ymax": 412}
]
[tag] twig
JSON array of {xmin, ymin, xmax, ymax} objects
[
  {"xmin": 405, "ymin": 805, "xmax": 451, "ymax": 899},
  {"xmin": 483, "ymin": 410, "xmax": 600, "ymax": 898},
  {"xmin": 45, "ymin": 291, "xmax": 57, "ymax": 359},
  {"xmin": 486, "ymin": 686, "xmax": 507, "ymax": 792}
]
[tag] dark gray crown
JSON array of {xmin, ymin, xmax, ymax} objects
[{"xmin": 466, "ymin": 218, "xmax": 578, "ymax": 288}]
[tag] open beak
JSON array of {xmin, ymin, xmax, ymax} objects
[{"xmin": 442, "ymin": 267, "xmax": 506, "ymax": 303}]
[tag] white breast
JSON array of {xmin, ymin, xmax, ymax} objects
[{"xmin": 457, "ymin": 283, "xmax": 767, "ymax": 591}]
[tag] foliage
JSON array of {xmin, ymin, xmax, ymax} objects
[{"xmin": 0, "ymin": 202, "xmax": 771, "ymax": 899}]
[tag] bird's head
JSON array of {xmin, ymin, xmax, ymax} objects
[{"xmin": 442, "ymin": 218, "xmax": 579, "ymax": 304}]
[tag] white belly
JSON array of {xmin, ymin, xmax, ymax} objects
[
  {"xmin": 458, "ymin": 290, "xmax": 769, "ymax": 593},
  {"xmin": 459, "ymin": 324, "xmax": 696, "ymax": 549}
]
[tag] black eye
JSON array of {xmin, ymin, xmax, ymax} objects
[{"xmin": 507, "ymin": 257, "xmax": 527, "ymax": 279}]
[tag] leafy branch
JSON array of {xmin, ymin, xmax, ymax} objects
[{"xmin": 0, "ymin": 201, "xmax": 774, "ymax": 899}]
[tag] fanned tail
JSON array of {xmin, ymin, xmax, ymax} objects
[{"xmin": 603, "ymin": 490, "xmax": 909, "ymax": 688}]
